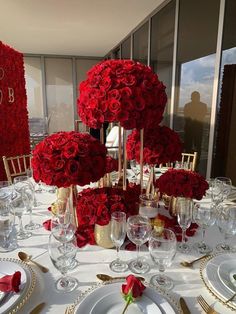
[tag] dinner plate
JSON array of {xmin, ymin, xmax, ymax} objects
[
  {"xmin": 200, "ymin": 253, "xmax": 236, "ymax": 310},
  {"xmin": 70, "ymin": 281, "xmax": 179, "ymax": 314},
  {"xmin": 218, "ymin": 260, "xmax": 236, "ymax": 294},
  {"xmin": 0, "ymin": 258, "xmax": 36, "ymax": 314}
]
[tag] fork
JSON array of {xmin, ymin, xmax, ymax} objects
[{"xmin": 197, "ymin": 295, "xmax": 217, "ymax": 314}]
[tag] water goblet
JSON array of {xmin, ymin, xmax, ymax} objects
[
  {"xmin": 215, "ymin": 177, "xmax": 232, "ymax": 202},
  {"xmin": 109, "ymin": 211, "xmax": 128, "ymax": 272},
  {"xmin": 193, "ymin": 202, "xmax": 216, "ymax": 254},
  {"xmin": 216, "ymin": 205, "xmax": 236, "ymax": 252},
  {"xmin": 176, "ymin": 197, "xmax": 193, "ymax": 253},
  {"xmin": 48, "ymin": 233, "xmax": 78, "ymax": 292},
  {"xmin": 127, "ymin": 215, "xmax": 151, "ymax": 274},
  {"xmin": 149, "ymin": 228, "xmax": 176, "ymax": 290},
  {"xmin": 14, "ymin": 176, "xmax": 41, "ymax": 230},
  {"xmin": 10, "ymin": 187, "xmax": 32, "ymax": 240}
]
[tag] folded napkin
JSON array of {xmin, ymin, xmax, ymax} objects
[{"xmin": 0, "ymin": 271, "xmax": 21, "ymax": 293}]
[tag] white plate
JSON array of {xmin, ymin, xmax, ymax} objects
[
  {"xmin": 0, "ymin": 258, "xmax": 36, "ymax": 314},
  {"xmin": 72, "ymin": 282, "xmax": 178, "ymax": 314},
  {"xmin": 202, "ymin": 253, "xmax": 236, "ymax": 308},
  {"xmin": 218, "ymin": 260, "xmax": 236, "ymax": 294}
]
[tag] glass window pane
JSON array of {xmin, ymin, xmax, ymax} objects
[
  {"xmin": 24, "ymin": 57, "xmax": 44, "ymax": 118},
  {"xmin": 45, "ymin": 58, "xmax": 74, "ymax": 133},
  {"xmin": 133, "ymin": 21, "xmax": 149, "ymax": 64},
  {"xmin": 150, "ymin": 1, "xmax": 176, "ymax": 126},
  {"xmin": 173, "ymin": 0, "xmax": 220, "ymax": 175},
  {"xmin": 121, "ymin": 37, "xmax": 131, "ymax": 59}
]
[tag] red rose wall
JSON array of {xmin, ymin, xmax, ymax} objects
[{"xmin": 0, "ymin": 41, "xmax": 30, "ymax": 180}]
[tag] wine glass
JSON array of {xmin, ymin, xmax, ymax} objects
[
  {"xmin": 215, "ymin": 177, "xmax": 232, "ymax": 202},
  {"xmin": 10, "ymin": 187, "xmax": 32, "ymax": 240},
  {"xmin": 127, "ymin": 215, "xmax": 151, "ymax": 274},
  {"xmin": 193, "ymin": 202, "xmax": 216, "ymax": 254},
  {"xmin": 51, "ymin": 199, "xmax": 76, "ymax": 244},
  {"xmin": 48, "ymin": 233, "xmax": 78, "ymax": 292},
  {"xmin": 14, "ymin": 176, "xmax": 41, "ymax": 230},
  {"xmin": 216, "ymin": 205, "xmax": 236, "ymax": 252},
  {"xmin": 149, "ymin": 228, "xmax": 176, "ymax": 290},
  {"xmin": 176, "ymin": 197, "xmax": 193, "ymax": 253},
  {"xmin": 109, "ymin": 211, "xmax": 128, "ymax": 272}
]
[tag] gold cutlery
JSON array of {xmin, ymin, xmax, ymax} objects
[
  {"xmin": 29, "ymin": 302, "xmax": 45, "ymax": 314},
  {"xmin": 18, "ymin": 252, "xmax": 49, "ymax": 273},
  {"xmin": 197, "ymin": 295, "xmax": 217, "ymax": 314},
  {"xmin": 225, "ymin": 292, "xmax": 236, "ymax": 303},
  {"xmin": 96, "ymin": 274, "xmax": 145, "ymax": 282},
  {"xmin": 179, "ymin": 297, "xmax": 191, "ymax": 314},
  {"xmin": 180, "ymin": 254, "xmax": 209, "ymax": 267}
]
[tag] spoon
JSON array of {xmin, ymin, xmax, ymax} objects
[
  {"xmin": 18, "ymin": 252, "xmax": 49, "ymax": 273},
  {"xmin": 180, "ymin": 254, "xmax": 209, "ymax": 267},
  {"xmin": 97, "ymin": 274, "xmax": 145, "ymax": 282}
]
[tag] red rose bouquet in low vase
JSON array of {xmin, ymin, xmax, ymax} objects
[
  {"xmin": 155, "ymin": 168, "xmax": 209, "ymax": 253},
  {"xmin": 31, "ymin": 131, "xmax": 108, "ymax": 226}
]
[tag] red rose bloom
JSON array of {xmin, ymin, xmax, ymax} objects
[
  {"xmin": 31, "ymin": 131, "xmax": 107, "ymax": 188},
  {"xmin": 77, "ymin": 60, "xmax": 167, "ymax": 130}
]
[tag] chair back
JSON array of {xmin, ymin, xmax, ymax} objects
[
  {"xmin": 181, "ymin": 152, "xmax": 197, "ymax": 171},
  {"xmin": 2, "ymin": 154, "xmax": 32, "ymax": 183}
]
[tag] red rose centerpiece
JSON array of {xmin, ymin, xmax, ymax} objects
[
  {"xmin": 78, "ymin": 59, "xmax": 167, "ymax": 130},
  {"xmin": 31, "ymin": 131, "xmax": 107, "ymax": 188},
  {"xmin": 121, "ymin": 275, "xmax": 146, "ymax": 314},
  {"xmin": 155, "ymin": 168, "xmax": 209, "ymax": 200}
]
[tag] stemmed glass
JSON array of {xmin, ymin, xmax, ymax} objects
[
  {"xmin": 193, "ymin": 202, "xmax": 216, "ymax": 254},
  {"xmin": 13, "ymin": 176, "xmax": 41, "ymax": 230},
  {"xmin": 149, "ymin": 228, "xmax": 176, "ymax": 290},
  {"xmin": 216, "ymin": 205, "xmax": 236, "ymax": 251},
  {"xmin": 48, "ymin": 233, "xmax": 78, "ymax": 292},
  {"xmin": 10, "ymin": 186, "xmax": 32, "ymax": 239},
  {"xmin": 215, "ymin": 177, "xmax": 232, "ymax": 202},
  {"xmin": 109, "ymin": 211, "xmax": 128, "ymax": 272},
  {"xmin": 127, "ymin": 215, "xmax": 151, "ymax": 274},
  {"xmin": 176, "ymin": 197, "xmax": 193, "ymax": 253}
]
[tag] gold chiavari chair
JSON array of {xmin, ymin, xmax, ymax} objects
[
  {"xmin": 181, "ymin": 151, "xmax": 198, "ymax": 171},
  {"xmin": 2, "ymin": 154, "xmax": 32, "ymax": 183}
]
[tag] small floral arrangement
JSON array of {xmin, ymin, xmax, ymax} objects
[
  {"xmin": 75, "ymin": 185, "xmax": 140, "ymax": 247},
  {"xmin": 155, "ymin": 168, "xmax": 209, "ymax": 200},
  {"xmin": 78, "ymin": 59, "xmax": 167, "ymax": 130},
  {"xmin": 126, "ymin": 125, "xmax": 182, "ymax": 165},
  {"xmin": 121, "ymin": 275, "xmax": 146, "ymax": 314},
  {"xmin": 0, "ymin": 271, "xmax": 21, "ymax": 293},
  {"xmin": 31, "ymin": 131, "xmax": 107, "ymax": 188}
]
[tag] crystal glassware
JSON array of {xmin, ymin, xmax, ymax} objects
[
  {"xmin": 216, "ymin": 205, "xmax": 236, "ymax": 252},
  {"xmin": 193, "ymin": 202, "xmax": 216, "ymax": 254},
  {"xmin": 149, "ymin": 228, "xmax": 176, "ymax": 290},
  {"xmin": 109, "ymin": 211, "xmax": 128, "ymax": 272},
  {"xmin": 48, "ymin": 233, "xmax": 78, "ymax": 292},
  {"xmin": 215, "ymin": 177, "xmax": 232, "ymax": 202},
  {"xmin": 14, "ymin": 176, "xmax": 41, "ymax": 230},
  {"xmin": 127, "ymin": 215, "xmax": 151, "ymax": 274},
  {"xmin": 176, "ymin": 197, "xmax": 193, "ymax": 253},
  {"xmin": 10, "ymin": 186, "xmax": 32, "ymax": 240}
]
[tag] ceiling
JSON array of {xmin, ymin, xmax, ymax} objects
[{"xmin": 0, "ymin": 0, "xmax": 164, "ymax": 57}]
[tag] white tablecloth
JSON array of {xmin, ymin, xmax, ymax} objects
[{"xmin": 1, "ymin": 190, "xmax": 236, "ymax": 314}]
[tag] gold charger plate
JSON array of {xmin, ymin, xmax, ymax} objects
[
  {"xmin": 66, "ymin": 280, "xmax": 181, "ymax": 314},
  {"xmin": 200, "ymin": 253, "xmax": 236, "ymax": 312},
  {"xmin": 0, "ymin": 257, "xmax": 36, "ymax": 314}
]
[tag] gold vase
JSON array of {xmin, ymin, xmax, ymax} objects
[{"xmin": 94, "ymin": 222, "xmax": 114, "ymax": 249}]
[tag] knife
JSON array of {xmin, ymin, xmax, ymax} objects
[
  {"xmin": 29, "ymin": 302, "xmax": 45, "ymax": 314},
  {"xmin": 179, "ymin": 297, "xmax": 191, "ymax": 314}
]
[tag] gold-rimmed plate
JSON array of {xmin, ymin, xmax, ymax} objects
[
  {"xmin": 0, "ymin": 258, "xmax": 36, "ymax": 314},
  {"xmin": 200, "ymin": 253, "xmax": 236, "ymax": 311},
  {"xmin": 66, "ymin": 280, "xmax": 181, "ymax": 314}
]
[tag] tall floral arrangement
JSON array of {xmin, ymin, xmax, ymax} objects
[
  {"xmin": 126, "ymin": 125, "xmax": 182, "ymax": 165},
  {"xmin": 77, "ymin": 59, "xmax": 167, "ymax": 130},
  {"xmin": 31, "ymin": 131, "xmax": 107, "ymax": 188},
  {"xmin": 155, "ymin": 168, "xmax": 209, "ymax": 200}
]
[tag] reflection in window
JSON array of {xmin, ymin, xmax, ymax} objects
[
  {"xmin": 133, "ymin": 22, "xmax": 148, "ymax": 65},
  {"xmin": 173, "ymin": 0, "xmax": 220, "ymax": 175}
]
